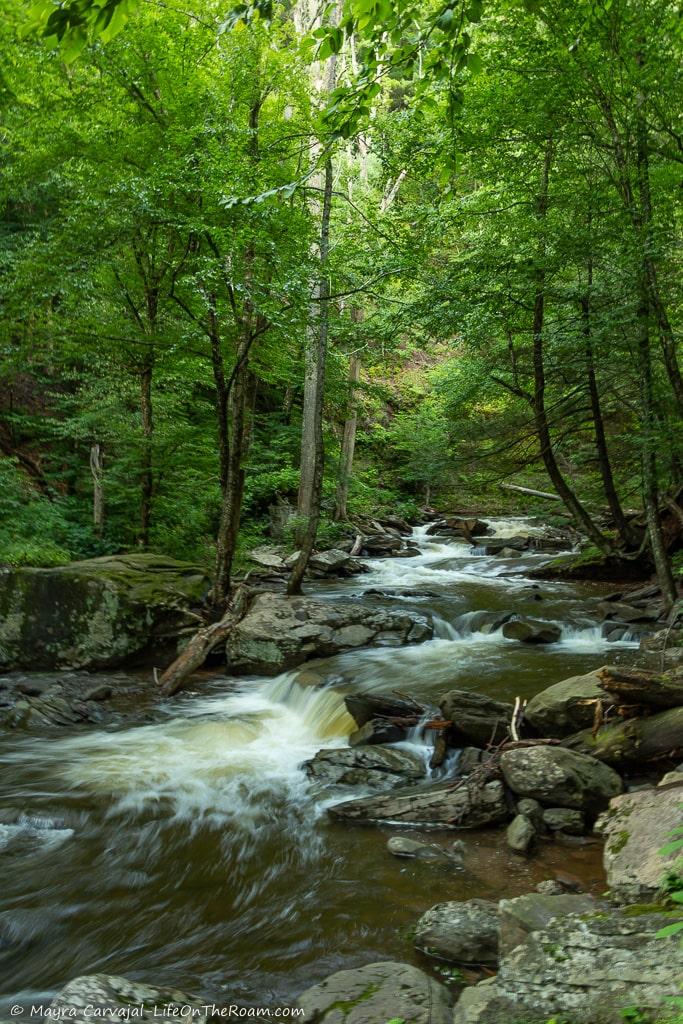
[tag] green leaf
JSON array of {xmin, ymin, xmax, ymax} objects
[{"xmin": 655, "ymin": 921, "xmax": 683, "ymax": 938}]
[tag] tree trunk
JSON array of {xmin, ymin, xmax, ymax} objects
[
  {"xmin": 139, "ymin": 354, "xmax": 154, "ymax": 548},
  {"xmin": 530, "ymin": 141, "xmax": 616, "ymax": 555},
  {"xmin": 208, "ymin": 296, "xmax": 229, "ymax": 494},
  {"xmin": 581, "ymin": 288, "xmax": 635, "ymax": 547},
  {"xmin": 89, "ymin": 443, "xmax": 104, "ymax": 536},
  {"xmin": 334, "ymin": 351, "xmax": 361, "ymax": 521},
  {"xmin": 634, "ymin": 101, "xmax": 677, "ymax": 609},
  {"xmin": 288, "ymin": 157, "xmax": 334, "ymax": 596}
]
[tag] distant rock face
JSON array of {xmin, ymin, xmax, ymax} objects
[
  {"xmin": 453, "ymin": 907, "xmax": 683, "ymax": 1024},
  {"xmin": 0, "ymin": 554, "xmax": 208, "ymax": 672},
  {"xmin": 226, "ymin": 592, "xmax": 432, "ymax": 674},
  {"xmin": 525, "ymin": 669, "xmax": 605, "ymax": 736},
  {"xmin": 414, "ymin": 899, "xmax": 499, "ymax": 964},
  {"xmin": 297, "ymin": 961, "xmax": 452, "ymax": 1024},
  {"xmin": 500, "ymin": 746, "xmax": 623, "ymax": 813},
  {"xmin": 328, "ymin": 777, "xmax": 509, "ymax": 829},
  {"xmin": 596, "ymin": 782, "xmax": 683, "ymax": 901},
  {"xmin": 49, "ymin": 974, "xmax": 209, "ymax": 1021}
]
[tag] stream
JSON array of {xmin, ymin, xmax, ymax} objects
[{"xmin": 0, "ymin": 519, "xmax": 641, "ymax": 1012}]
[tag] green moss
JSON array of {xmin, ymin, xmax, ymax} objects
[
  {"xmin": 325, "ymin": 982, "xmax": 381, "ymax": 1018},
  {"xmin": 609, "ymin": 830, "xmax": 631, "ymax": 855}
]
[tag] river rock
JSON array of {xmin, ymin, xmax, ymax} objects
[
  {"xmin": 226, "ymin": 593, "xmax": 432, "ymax": 674},
  {"xmin": 497, "ymin": 892, "xmax": 600, "ymax": 956},
  {"xmin": 506, "ymin": 814, "xmax": 535, "ymax": 854},
  {"xmin": 297, "ymin": 961, "xmax": 452, "ymax": 1024},
  {"xmin": 500, "ymin": 746, "xmax": 623, "ymax": 813},
  {"xmin": 454, "ymin": 906, "xmax": 683, "ymax": 1024},
  {"xmin": 250, "ymin": 546, "xmax": 287, "ymax": 570},
  {"xmin": 524, "ymin": 669, "xmax": 605, "ymax": 736},
  {"xmin": 439, "ymin": 690, "xmax": 514, "ymax": 745},
  {"xmin": 328, "ymin": 777, "xmax": 509, "ymax": 828},
  {"xmin": 309, "ymin": 549, "xmax": 353, "ymax": 573},
  {"xmin": 303, "ymin": 746, "xmax": 425, "ymax": 791},
  {"xmin": 542, "ymin": 807, "xmax": 586, "ymax": 833},
  {"xmin": 502, "ymin": 618, "xmax": 561, "ymax": 644},
  {"xmin": 349, "ymin": 718, "xmax": 406, "ymax": 746},
  {"xmin": 344, "ymin": 692, "xmax": 424, "ymax": 726},
  {"xmin": 49, "ymin": 974, "xmax": 208, "ymax": 1020},
  {"xmin": 414, "ymin": 899, "xmax": 499, "ymax": 964},
  {"xmin": 596, "ymin": 782, "xmax": 683, "ymax": 900},
  {"xmin": 515, "ymin": 797, "xmax": 543, "ymax": 829},
  {"xmin": 0, "ymin": 554, "xmax": 208, "ymax": 672},
  {"xmin": 387, "ymin": 836, "xmax": 462, "ymax": 865}
]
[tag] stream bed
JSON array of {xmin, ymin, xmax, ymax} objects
[{"xmin": 0, "ymin": 519, "xmax": 642, "ymax": 1011}]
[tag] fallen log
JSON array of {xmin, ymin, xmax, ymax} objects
[
  {"xmin": 598, "ymin": 666, "xmax": 683, "ymax": 710},
  {"xmin": 156, "ymin": 584, "xmax": 252, "ymax": 698},
  {"xmin": 499, "ymin": 483, "xmax": 562, "ymax": 501},
  {"xmin": 563, "ymin": 705, "xmax": 683, "ymax": 767}
]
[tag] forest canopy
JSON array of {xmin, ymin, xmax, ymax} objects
[{"xmin": 2, "ymin": 0, "xmax": 683, "ymax": 606}]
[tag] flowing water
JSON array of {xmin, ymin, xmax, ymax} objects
[{"xmin": 0, "ymin": 520, "xmax": 640, "ymax": 1011}]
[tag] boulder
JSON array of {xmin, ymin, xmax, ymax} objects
[
  {"xmin": 297, "ymin": 961, "xmax": 452, "ymax": 1024},
  {"xmin": 500, "ymin": 746, "xmax": 623, "ymax": 813},
  {"xmin": 541, "ymin": 807, "xmax": 586, "ymax": 834},
  {"xmin": 0, "ymin": 672, "xmax": 140, "ymax": 731},
  {"xmin": 349, "ymin": 719, "xmax": 406, "ymax": 746},
  {"xmin": 303, "ymin": 746, "xmax": 425, "ymax": 791},
  {"xmin": 596, "ymin": 783, "xmax": 683, "ymax": 901},
  {"xmin": 309, "ymin": 549, "xmax": 353, "ymax": 573},
  {"xmin": 498, "ymin": 892, "xmax": 600, "ymax": 956},
  {"xmin": 454, "ymin": 906, "xmax": 683, "ymax": 1024},
  {"xmin": 328, "ymin": 777, "xmax": 509, "ymax": 829},
  {"xmin": 414, "ymin": 899, "xmax": 499, "ymax": 964},
  {"xmin": 226, "ymin": 593, "xmax": 432, "ymax": 674},
  {"xmin": 49, "ymin": 974, "xmax": 208, "ymax": 1021},
  {"xmin": 524, "ymin": 669, "xmax": 605, "ymax": 737},
  {"xmin": 0, "ymin": 554, "xmax": 209, "ymax": 672},
  {"xmin": 516, "ymin": 797, "xmax": 543, "ymax": 829},
  {"xmin": 502, "ymin": 618, "xmax": 561, "ymax": 644},
  {"xmin": 506, "ymin": 814, "xmax": 535, "ymax": 854},
  {"xmin": 249, "ymin": 546, "xmax": 287, "ymax": 570},
  {"xmin": 344, "ymin": 692, "xmax": 425, "ymax": 727},
  {"xmin": 360, "ymin": 533, "xmax": 403, "ymax": 554},
  {"xmin": 439, "ymin": 690, "xmax": 514, "ymax": 746}
]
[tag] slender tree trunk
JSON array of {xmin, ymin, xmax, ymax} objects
[
  {"xmin": 288, "ymin": 157, "xmax": 334, "ymax": 596},
  {"xmin": 530, "ymin": 141, "xmax": 615, "ymax": 555},
  {"xmin": 634, "ymin": 104, "xmax": 677, "ymax": 608},
  {"xmin": 334, "ymin": 351, "xmax": 361, "ymax": 521},
  {"xmin": 139, "ymin": 353, "xmax": 154, "ymax": 548},
  {"xmin": 581, "ymin": 287, "xmax": 634, "ymax": 547},
  {"xmin": 208, "ymin": 297, "xmax": 229, "ymax": 494},
  {"xmin": 89, "ymin": 443, "xmax": 104, "ymax": 537}
]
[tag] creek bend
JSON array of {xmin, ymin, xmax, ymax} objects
[{"xmin": 0, "ymin": 520, "xmax": 641, "ymax": 1011}]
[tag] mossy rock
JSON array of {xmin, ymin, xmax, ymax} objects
[
  {"xmin": 0, "ymin": 553, "xmax": 209, "ymax": 671},
  {"xmin": 529, "ymin": 550, "xmax": 650, "ymax": 582}
]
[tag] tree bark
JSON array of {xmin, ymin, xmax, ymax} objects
[
  {"xmin": 334, "ymin": 350, "xmax": 361, "ymax": 521},
  {"xmin": 581, "ymin": 284, "xmax": 635, "ymax": 547},
  {"xmin": 89, "ymin": 443, "xmax": 104, "ymax": 536},
  {"xmin": 157, "ymin": 584, "xmax": 252, "ymax": 697},
  {"xmin": 530, "ymin": 140, "xmax": 616, "ymax": 555},
  {"xmin": 208, "ymin": 295, "xmax": 229, "ymax": 494},
  {"xmin": 634, "ymin": 94, "xmax": 677, "ymax": 609},
  {"xmin": 288, "ymin": 157, "xmax": 334, "ymax": 596},
  {"xmin": 139, "ymin": 352, "xmax": 154, "ymax": 548}
]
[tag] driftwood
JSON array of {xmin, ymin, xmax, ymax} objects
[
  {"xmin": 598, "ymin": 666, "xmax": 683, "ymax": 710},
  {"xmin": 385, "ymin": 716, "xmax": 452, "ymax": 730},
  {"xmin": 499, "ymin": 483, "xmax": 562, "ymax": 501},
  {"xmin": 156, "ymin": 584, "xmax": 252, "ymax": 698}
]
